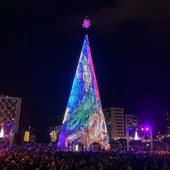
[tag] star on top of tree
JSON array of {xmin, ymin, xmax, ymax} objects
[{"xmin": 82, "ymin": 17, "xmax": 91, "ymax": 29}]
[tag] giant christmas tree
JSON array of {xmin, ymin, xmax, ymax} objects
[{"xmin": 57, "ymin": 19, "xmax": 109, "ymax": 150}]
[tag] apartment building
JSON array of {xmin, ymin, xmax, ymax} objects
[
  {"xmin": 125, "ymin": 114, "xmax": 138, "ymax": 128},
  {"xmin": 103, "ymin": 107, "xmax": 125, "ymax": 140}
]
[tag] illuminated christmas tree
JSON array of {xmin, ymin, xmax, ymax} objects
[{"xmin": 57, "ymin": 18, "xmax": 109, "ymax": 150}]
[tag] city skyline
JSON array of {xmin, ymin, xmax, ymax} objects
[{"xmin": 1, "ymin": 0, "xmax": 170, "ymax": 132}]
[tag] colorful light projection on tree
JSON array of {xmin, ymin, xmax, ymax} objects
[{"xmin": 57, "ymin": 35, "xmax": 110, "ymax": 150}]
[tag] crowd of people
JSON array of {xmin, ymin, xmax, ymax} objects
[{"xmin": 0, "ymin": 143, "xmax": 170, "ymax": 170}]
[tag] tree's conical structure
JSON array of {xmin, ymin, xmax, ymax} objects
[{"xmin": 57, "ymin": 35, "xmax": 109, "ymax": 150}]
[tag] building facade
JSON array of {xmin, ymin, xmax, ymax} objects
[
  {"xmin": 125, "ymin": 114, "xmax": 138, "ymax": 136},
  {"xmin": 50, "ymin": 125, "xmax": 61, "ymax": 142},
  {"xmin": 103, "ymin": 107, "xmax": 125, "ymax": 140},
  {"xmin": 125, "ymin": 114, "xmax": 138, "ymax": 129},
  {"xmin": 0, "ymin": 96, "xmax": 21, "ymax": 134}
]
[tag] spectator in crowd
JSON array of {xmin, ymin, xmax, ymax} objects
[{"xmin": 0, "ymin": 143, "xmax": 170, "ymax": 169}]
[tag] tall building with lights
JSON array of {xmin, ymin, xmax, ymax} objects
[
  {"xmin": 103, "ymin": 107, "xmax": 125, "ymax": 140},
  {"xmin": 0, "ymin": 95, "xmax": 21, "ymax": 147},
  {"xmin": 57, "ymin": 32, "xmax": 109, "ymax": 150},
  {"xmin": 0, "ymin": 96, "xmax": 21, "ymax": 134},
  {"xmin": 125, "ymin": 114, "xmax": 138, "ymax": 129}
]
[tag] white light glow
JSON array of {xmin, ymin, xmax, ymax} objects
[
  {"xmin": 134, "ymin": 130, "xmax": 139, "ymax": 140},
  {"xmin": 0, "ymin": 127, "xmax": 4, "ymax": 138},
  {"xmin": 75, "ymin": 144, "xmax": 79, "ymax": 151}
]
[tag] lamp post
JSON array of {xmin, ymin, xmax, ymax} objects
[
  {"xmin": 9, "ymin": 122, "xmax": 15, "ymax": 148},
  {"xmin": 150, "ymin": 127, "xmax": 153, "ymax": 152},
  {"xmin": 126, "ymin": 127, "xmax": 130, "ymax": 152},
  {"xmin": 141, "ymin": 126, "xmax": 153, "ymax": 152}
]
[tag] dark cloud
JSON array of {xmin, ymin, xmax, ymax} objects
[
  {"xmin": 57, "ymin": 0, "xmax": 170, "ymax": 34},
  {"xmin": 99, "ymin": 0, "xmax": 170, "ymax": 20},
  {"xmin": 93, "ymin": 0, "xmax": 170, "ymax": 30}
]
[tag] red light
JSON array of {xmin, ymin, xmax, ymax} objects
[{"xmin": 141, "ymin": 128, "xmax": 144, "ymax": 131}]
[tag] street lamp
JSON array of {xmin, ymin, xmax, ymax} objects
[
  {"xmin": 141, "ymin": 126, "xmax": 153, "ymax": 152},
  {"xmin": 126, "ymin": 127, "xmax": 130, "ymax": 152},
  {"xmin": 126, "ymin": 126, "xmax": 134, "ymax": 152}
]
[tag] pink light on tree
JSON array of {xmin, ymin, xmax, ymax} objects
[{"xmin": 82, "ymin": 17, "xmax": 91, "ymax": 29}]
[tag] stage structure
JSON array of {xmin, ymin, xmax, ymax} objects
[
  {"xmin": 0, "ymin": 96, "xmax": 21, "ymax": 145},
  {"xmin": 57, "ymin": 18, "xmax": 110, "ymax": 150}
]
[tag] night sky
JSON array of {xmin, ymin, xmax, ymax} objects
[{"xmin": 1, "ymin": 0, "xmax": 170, "ymax": 132}]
